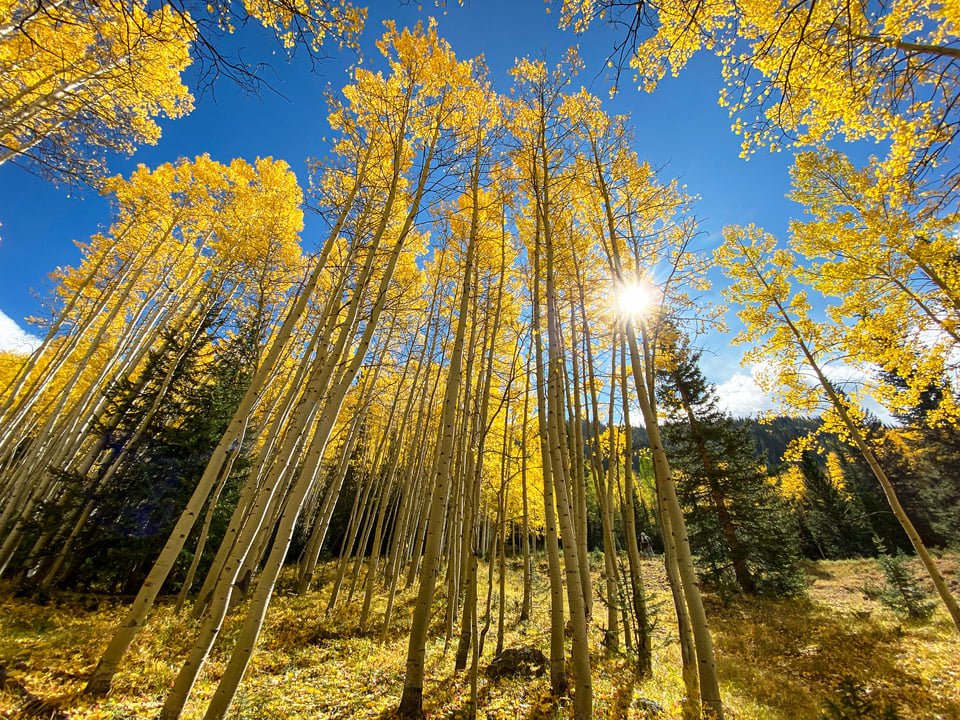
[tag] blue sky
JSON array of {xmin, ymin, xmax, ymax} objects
[{"xmin": 0, "ymin": 0, "xmax": 805, "ymax": 415}]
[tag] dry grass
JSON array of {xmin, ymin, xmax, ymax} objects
[{"xmin": 0, "ymin": 554, "xmax": 957, "ymax": 720}]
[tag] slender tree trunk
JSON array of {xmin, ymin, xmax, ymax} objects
[{"xmin": 620, "ymin": 339, "xmax": 651, "ymax": 676}]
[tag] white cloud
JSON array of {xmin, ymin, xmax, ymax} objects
[
  {"xmin": 713, "ymin": 360, "xmax": 894, "ymax": 423},
  {"xmin": 0, "ymin": 309, "xmax": 40, "ymax": 354},
  {"xmin": 714, "ymin": 365, "xmax": 777, "ymax": 417}
]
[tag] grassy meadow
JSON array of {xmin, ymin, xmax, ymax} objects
[{"xmin": 0, "ymin": 555, "xmax": 957, "ymax": 720}]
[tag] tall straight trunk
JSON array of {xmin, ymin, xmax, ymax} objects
[
  {"xmin": 589, "ymin": 129, "xmax": 723, "ymax": 717},
  {"xmin": 296, "ymin": 405, "xmax": 367, "ymax": 594},
  {"xmin": 381, "ymin": 387, "xmax": 441, "ymax": 638},
  {"xmin": 566, "ymin": 299, "xmax": 592, "ymax": 621},
  {"xmin": 519, "ymin": 346, "xmax": 533, "ymax": 623},
  {"xmin": 495, "ymin": 424, "xmax": 509, "ymax": 658},
  {"xmin": 172, "ymin": 431, "xmax": 247, "ymax": 611},
  {"xmin": 619, "ymin": 339, "xmax": 652, "ymax": 676},
  {"xmin": 398, "ymin": 149, "xmax": 484, "ymax": 720},
  {"xmin": 660, "ymin": 489, "xmax": 701, "ymax": 718},
  {"xmin": 183, "ymin": 140, "xmax": 433, "ymax": 719},
  {"xmin": 539, "ymin": 133, "xmax": 591, "ymax": 720},
  {"xmin": 530, "ymin": 223, "xmax": 567, "ymax": 697},
  {"xmin": 454, "ymin": 303, "xmax": 493, "ymax": 671},
  {"xmin": 447, "ymin": 309, "xmax": 485, "ymax": 649},
  {"xmin": 596, "ymin": 334, "xmax": 622, "ymax": 650},
  {"xmin": 626, "ymin": 322, "xmax": 722, "ymax": 720},
  {"xmin": 381, "ymin": 270, "xmax": 448, "ymax": 613}
]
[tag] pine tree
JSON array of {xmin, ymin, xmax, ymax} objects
[
  {"xmin": 882, "ymin": 372, "xmax": 960, "ymax": 547},
  {"xmin": 796, "ymin": 450, "xmax": 873, "ymax": 559},
  {"xmin": 46, "ymin": 330, "xmax": 253, "ymax": 593},
  {"xmin": 658, "ymin": 346, "xmax": 805, "ymax": 596}
]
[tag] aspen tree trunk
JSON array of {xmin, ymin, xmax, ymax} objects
[
  {"xmin": 477, "ymin": 511, "xmax": 496, "ymax": 659},
  {"xmin": 0, "ymin": 237, "xmax": 149, "ymax": 477},
  {"xmin": 455, "ymin": 239, "xmax": 506, "ymax": 667},
  {"xmin": 829, "ymin": 393, "xmax": 960, "ymax": 633},
  {"xmin": 540, "ymin": 136, "xmax": 592, "ymax": 720},
  {"xmin": 495, "ymin": 429, "xmax": 509, "ymax": 657},
  {"xmin": 193, "ymin": 298, "xmax": 346, "ymax": 619},
  {"xmin": 381, "ymin": 267, "xmax": 447, "ymax": 610},
  {"xmin": 382, "ymin": 391, "xmax": 441, "ymax": 638},
  {"xmin": 173, "ymin": 431, "xmax": 247, "ymax": 611},
  {"xmin": 455, "ymin": 463, "xmax": 483, "ymax": 671},
  {"xmin": 44, "ymin": 304, "xmax": 215, "ymax": 572},
  {"xmin": 445, "ymin": 322, "xmax": 481, "ymax": 646},
  {"xmin": 291, "ymin": 318, "xmax": 386, "ymax": 601},
  {"xmin": 597, "ymin": 338, "xmax": 623, "ymax": 650},
  {"xmin": 198, "ymin": 385, "xmax": 364, "ymax": 720},
  {"xmin": 348, "ymin": 469, "xmax": 392, "ymax": 603},
  {"xmin": 455, "ymin": 310, "xmax": 493, "ymax": 671},
  {"xmin": 397, "ymin": 153, "xmax": 483, "ymax": 719},
  {"xmin": 158, "ymin": 394, "xmax": 323, "ymax": 720},
  {"xmin": 178, "ymin": 152, "xmax": 427, "ymax": 719},
  {"xmin": 566, "ymin": 301, "xmax": 592, "ymax": 622},
  {"xmin": 358, "ymin": 465, "xmax": 399, "ymax": 631},
  {"xmin": 626, "ymin": 324, "xmax": 722, "ymax": 719},
  {"xmin": 21, "ymin": 221, "xmax": 208, "ymax": 472},
  {"xmin": 0, "ymin": 239, "xmax": 187, "ymax": 570},
  {"xmin": 298, "ymin": 405, "xmax": 367, "ymax": 593},
  {"xmin": 619, "ymin": 340, "xmax": 651, "ymax": 676},
  {"xmin": 356, "ymin": 347, "xmax": 419, "ymax": 629},
  {"xmin": 359, "ymin": 307, "xmax": 435, "ymax": 594},
  {"xmin": 327, "ymin": 467, "xmax": 375, "ymax": 612},
  {"xmin": 0, "ymin": 224, "xmax": 140, "ymax": 456},
  {"xmin": 590, "ymin": 135, "xmax": 722, "ymax": 716},
  {"xmin": 519, "ymin": 347, "xmax": 533, "ymax": 623},
  {"xmin": 530, "ymin": 227, "xmax": 567, "ymax": 697},
  {"xmin": 402, "ymin": 312, "xmax": 459, "ymax": 590},
  {"xmin": 468, "ymin": 573, "xmax": 480, "ymax": 720},
  {"xmin": 659, "ymin": 490, "xmax": 701, "ymax": 718},
  {"xmin": 0, "ymin": 230, "xmax": 174, "ymax": 526}
]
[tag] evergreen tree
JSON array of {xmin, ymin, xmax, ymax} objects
[
  {"xmin": 658, "ymin": 345, "xmax": 804, "ymax": 596},
  {"xmin": 882, "ymin": 372, "xmax": 960, "ymax": 547},
  {"xmin": 740, "ymin": 415, "xmax": 823, "ymax": 471},
  {"xmin": 795, "ymin": 450, "xmax": 873, "ymax": 559},
  {"xmin": 51, "ymin": 330, "xmax": 253, "ymax": 593}
]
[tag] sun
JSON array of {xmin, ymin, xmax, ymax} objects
[{"xmin": 616, "ymin": 280, "xmax": 653, "ymax": 318}]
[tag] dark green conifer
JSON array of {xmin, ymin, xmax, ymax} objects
[{"xmin": 658, "ymin": 343, "xmax": 804, "ymax": 596}]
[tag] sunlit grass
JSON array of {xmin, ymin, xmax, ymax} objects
[{"xmin": 1, "ymin": 554, "xmax": 957, "ymax": 719}]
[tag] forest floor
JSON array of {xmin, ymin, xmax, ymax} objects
[{"xmin": 0, "ymin": 554, "xmax": 957, "ymax": 720}]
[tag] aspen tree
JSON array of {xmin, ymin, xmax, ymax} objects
[
  {"xmin": 619, "ymin": 338, "xmax": 652, "ymax": 675},
  {"xmin": 565, "ymin": 90, "xmax": 719, "ymax": 715},
  {"xmin": 518, "ymin": 345, "xmax": 534, "ymax": 623},
  {"xmin": 718, "ymin": 226, "xmax": 960, "ymax": 635},
  {"xmin": 381, "ymin": 274, "xmax": 453, "ymax": 639},
  {"xmin": 560, "ymin": 0, "xmax": 959, "ymax": 209},
  {"xmin": 0, "ymin": 156, "xmax": 303, "ymax": 583},
  {"xmin": 510, "ymin": 52, "xmax": 592, "ymax": 720},
  {"xmin": 0, "ymin": 0, "xmax": 193, "ymax": 183},
  {"xmin": 85, "ymin": 19, "xmax": 458, "ymax": 698},
  {"xmin": 455, "ymin": 182, "xmax": 513, "ymax": 671},
  {"xmin": 790, "ymin": 149, "xmax": 960, "ymax": 423},
  {"xmin": 397, "ymin": 62, "xmax": 501, "ymax": 717},
  {"xmin": 0, "ymin": 0, "xmax": 366, "ymax": 184},
  {"xmin": 525, "ymin": 207, "xmax": 568, "ymax": 698},
  {"xmin": 178, "ymin": 34, "xmax": 469, "ymax": 720}
]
